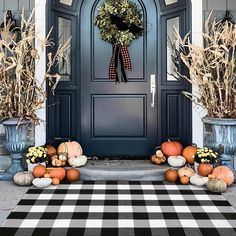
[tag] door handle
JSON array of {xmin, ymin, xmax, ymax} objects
[{"xmin": 150, "ymin": 74, "xmax": 156, "ymax": 108}]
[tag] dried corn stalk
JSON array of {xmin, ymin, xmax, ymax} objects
[
  {"xmin": 0, "ymin": 10, "xmax": 71, "ymax": 124},
  {"xmin": 174, "ymin": 12, "xmax": 236, "ymax": 118}
]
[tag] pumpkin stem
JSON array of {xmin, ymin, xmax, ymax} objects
[
  {"xmin": 155, "ymin": 146, "xmax": 161, "ymax": 151},
  {"xmin": 186, "ymin": 163, "xmax": 194, "ymax": 170}
]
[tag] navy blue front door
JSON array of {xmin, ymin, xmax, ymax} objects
[
  {"xmin": 80, "ymin": 0, "xmax": 158, "ymax": 157},
  {"xmin": 48, "ymin": 0, "xmax": 192, "ymax": 157}
]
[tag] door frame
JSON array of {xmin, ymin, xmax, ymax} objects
[{"xmin": 34, "ymin": 0, "xmax": 202, "ymax": 148}]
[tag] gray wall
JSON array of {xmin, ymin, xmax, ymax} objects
[
  {"xmin": 0, "ymin": 0, "xmax": 34, "ymax": 24},
  {"xmin": 203, "ymin": 0, "xmax": 236, "ymax": 20}
]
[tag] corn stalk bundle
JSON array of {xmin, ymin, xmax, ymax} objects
[
  {"xmin": 174, "ymin": 13, "xmax": 236, "ymax": 118},
  {"xmin": 0, "ymin": 10, "xmax": 71, "ymax": 124}
]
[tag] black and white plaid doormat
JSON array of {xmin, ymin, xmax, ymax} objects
[{"xmin": 1, "ymin": 181, "xmax": 236, "ymax": 236}]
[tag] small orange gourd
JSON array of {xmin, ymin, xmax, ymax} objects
[
  {"xmin": 151, "ymin": 155, "xmax": 157, "ymax": 163},
  {"xmin": 180, "ymin": 175, "xmax": 190, "ymax": 185},
  {"xmin": 208, "ymin": 174, "xmax": 216, "ymax": 179},
  {"xmin": 52, "ymin": 178, "xmax": 60, "ymax": 185},
  {"xmin": 44, "ymin": 173, "xmax": 51, "ymax": 178}
]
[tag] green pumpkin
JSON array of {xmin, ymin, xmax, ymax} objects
[
  {"xmin": 14, "ymin": 171, "xmax": 34, "ymax": 186},
  {"xmin": 206, "ymin": 179, "xmax": 227, "ymax": 193}
]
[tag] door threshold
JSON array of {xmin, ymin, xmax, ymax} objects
[{"xmin": 78, "ymin": 159, "xmax": 169, "ymax": 181}]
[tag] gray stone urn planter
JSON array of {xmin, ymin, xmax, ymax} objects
[
  {"xmin": 0, "ymin": 118, "xmax": 30, "ymax": 180},
  {"xmin": 202, "ymin": 116, "xmax": 236, "ymax": 175}
]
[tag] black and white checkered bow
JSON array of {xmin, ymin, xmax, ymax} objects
[{"xmin": 109, "ymin": 45, "xmax": 132, "ymax": 83}]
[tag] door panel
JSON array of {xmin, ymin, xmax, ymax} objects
[
  {"xmin": 92, "ymin": 95, "xmax": 146, "ymax": 137},
  {"xmin": 80, "ymin": 0, "xmax": 157, "ymax": 157},
  {"xmin": 161, "ymin": 90, "xmax": 190, "ymax": 142}
]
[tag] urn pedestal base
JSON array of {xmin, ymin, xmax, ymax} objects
[
  {"xmin": 202, "ymin": 116, "xmax": 236, "ymax": 181},
  {"xmin": 0, "ymin": 118, "xmax": 30, "ymax": 181}
]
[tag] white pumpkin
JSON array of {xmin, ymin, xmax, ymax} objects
[
  {"xmin": 155, "ymin": 150, "xmax": 164, "ymax": 158},
  {"xmin": 59, "ymin": 154, "xmax": 67, "ymax": 161},
  {"xmin": 32, "ymin": 178, "xmax": 52, "ymax": 188},
  {"xmin": 178, "ymin": 166, "xmax": 195, "ymax": 178},
  {"xmin": 14, "ymin": 172, "xmax": 34, "ymax": 186},
  {"xmin": 167, "ymin": 156, "xmax": 186, "ymax": 167},
  {"xmin": 68, "ymin": 155, "xmax": 87, "ymax": 167},
  {"xmin": 190, "ymin": 174, "xmax": 209, "ymax": 187}
]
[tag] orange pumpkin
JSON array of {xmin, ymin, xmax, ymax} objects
[
  {"xmin": 32, "ymin": 164, "xmax": 47, "ymax": 178},
  {"xmin": 52, "ymin": 177, "xmax": 60, "ymax": 185},
  {"xmin": 45, "ymin": 145, "xmax": 57, "ymax": 156},
  {"xmin": 198, "ymin": 163, "xmax": 213, "ymax": 177},
  {"xmin": 164, "ymin": 169, "xmax": 178, "ymax": 182},
  {"xmin": 212, "ymin": 166, "xmax": 234, "ymax": 186},
  {"xmin": 180, "ymin": 175, "xmax": 190, "ymax": 185},
  {"xmin": 57, "ymin": 141, "xmax": 83, "ymax": 158},
  {"xmin": 66, "ymin": 168, "xmax": 80, "ymax": 182},
  {"xmin": 161, "ymin": 140, "xmax": 183, "ymax": 156},
  {"xmin": 182, "ymin": 145, "xmax": 197, "ymax": 164},
  {"xmin": 47, "ymin": 167, "xmax": 66, "ymax": 181}
]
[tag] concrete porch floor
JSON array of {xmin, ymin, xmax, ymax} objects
[{"xmin": 0, "ymin": 160, "xmax": 236, "ymax": 226}]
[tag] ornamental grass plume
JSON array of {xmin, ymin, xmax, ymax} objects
[
  {"xmin": 174, "ymin": 12, "xmax": 236, "ymax": 118},
  {"xmin": 0, "ymin": 10, "xmax": 71, "ymax": 124}
]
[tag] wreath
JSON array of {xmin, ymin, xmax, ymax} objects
[{"xmin": 95, "ymin": 0, "xmax": 144, "ymax": 82}]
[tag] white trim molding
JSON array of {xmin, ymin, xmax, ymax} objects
[
  {"xmin": 35, "ymin": 0, "xmax": 47, "ymax": 146},
  {"xmin": 191, "ymin": 0, "xmax": 205, "ymax": 147},
  {"xmin": 34, "ymin": 0, "xmax": 204, "ymax": 147}
]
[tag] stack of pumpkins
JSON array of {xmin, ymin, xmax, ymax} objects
[
  {"xmin": 151, "ymin": 140, "xmax": 235, "ymax": 193},
  {"xmin": 13, "ymin": 140, "xmax": 87, "ymax": 188},
  {"xmin": 14, "ymin": 164, "xmax": 80, "ymax": 188},
  {"xmin": 46, "ymin": 141, "xmax": 87, "ymax": 168}
]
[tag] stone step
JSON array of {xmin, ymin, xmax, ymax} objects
[{"xmin": 79, "ymin": 160, "xmax": 169, "ymax": 181}]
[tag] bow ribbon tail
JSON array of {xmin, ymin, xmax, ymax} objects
[
  {"xmin": 120, "ymin": 46, "xmax": 132, "ymax": 70},
  {"xmin": 114, "ymin": 45, "xmax": 120, "ymax": 83},
  {"xmin": 109, "ymin": 45, "xmax": 132, "ymax": 83},
  {"xmin": 119, "ymin": 49, "xmax": 128, "ymax": 83},
  {"xmin": 109, "ymin": 45, "xmax": 119, "ymax": 82}
]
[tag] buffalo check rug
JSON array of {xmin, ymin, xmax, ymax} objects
[{"xmin": 0, "ymin": 181, "xmax": 236, "ymax": 236}]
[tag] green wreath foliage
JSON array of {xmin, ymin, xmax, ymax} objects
[{"xmin": 95, "ymin": 0, "xmax": 143, "ymax": 46}]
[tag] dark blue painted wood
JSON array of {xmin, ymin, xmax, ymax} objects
[
  {"xmin": 47, "ymin": 0, "xmax": 192, "ymax": 157},
  {"xmin": 80, "ymin": 0, "xmax": 157, "ymax": 157}
]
